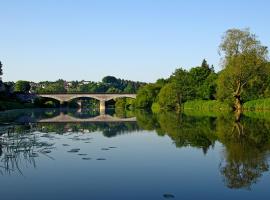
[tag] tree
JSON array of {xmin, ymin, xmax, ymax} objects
[
  {"xmin": 169, "ymin": 68, "xmax": 195, "ymax": 104},
  {"xmin": 135, "ymin": 84, "xmax": 162, "ymax": 108},
  {"xmin": 155, "ymin": 78, "xmax": 168, "ymax": 87},
  {"xmin": 198, "ymin": 73, "xmax": 218, "ymax": 100},
  {"xmin": 123, "ymin": 83, "xmax": 135, "ymax": 93},
  {"xmin": 217, "ymin": 28, "xmax": 269, "ymax": 111},
  {"xmin": 189, "ymin": 66, "xmax": 212, "ymax": 98},
  {"xmin": 14, "ymin": 80, "xmax": 31, "ymax": 93},
  {"xmin": 102, "ymin": 76, "xmax": 118, "ymax": 85},
  {"xmin": 0, "ymin": 61, "xmax": 3, "ymax": 77},
  {"xmin": 201, "ymin": 59, "xmax": 209, "ymax": 69},
  {"xmin": 157, "ymin": 83, "xmax": 181, "ymax": 110}
]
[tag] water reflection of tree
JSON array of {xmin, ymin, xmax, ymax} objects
[
  {"xmin": 135, "ymin": 111, "xmax": 270, "ymax": 190},
  {"xmin": 136, "ymin": 110, "xmax": 217, "ymax": 154},
  {"xmin": 0, "ymin": 125, "xmax": 54, "ymax": 175},
  {"xmin": 217, "ymin": 116, "xmax": 270, "ymax": 189}
]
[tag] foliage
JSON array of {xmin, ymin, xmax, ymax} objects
[
  {"xmin": 14, "ymin": 80, "xmax": 31, "ymax": 93},
  {"xmin": 135, "ymin": 84, "xmax": 162, "ymax": 108},
  {"xmin": 102, "ymin": 76, "xmax": 118, "ymax": 85},
  {"xmin": 169, "ymin": 68, "xmax": 196, "ymax": 102},
  {"xmin": 151, "ymin": 102, "xmax": 161, "ymax": 113},
  {"xmin": 217, "ymin": 28, "xmax": 269, "ymax": 110},
  {"xmin": 136, "ymin": 60, "xmax": 217, "ymax": 111},
  {"xmin": 157, "ymin": 83, "xmax": 181, "ymax": 110},
  {"xmin": 115, "ymin": 97, "xmax": 135, "ymax": 110},
  {"xmin": 197, "ymin": 73, "xmax": 218, "ymax": 100},
  {"xmin": 32, "ymin": 76, "xmax": 145, "ymax": 94}
]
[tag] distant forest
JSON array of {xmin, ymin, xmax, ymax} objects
[{"xmin": 0, "ymin": 75, "xmax": 146, "ymax": 94}]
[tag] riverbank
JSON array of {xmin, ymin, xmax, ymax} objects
[
  {"xmin": 150, "ymin": 99, "xmax": 270, "ymax": 114},
  {"xmin": 243, "ymin": 98, "xmax": 270, "ymax": 111},
  {"xmin": 183, "ymin": 100, "xmax": 231, "ymax": 111}
]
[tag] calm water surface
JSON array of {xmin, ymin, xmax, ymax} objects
[{"xmin": 0, "ymin": 109, "xmax": 270, "ymax": 200}]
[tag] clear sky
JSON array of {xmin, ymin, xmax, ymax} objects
[{"xmin": 1, "ymin": 0, "xmax": 270, "ymax": 83}]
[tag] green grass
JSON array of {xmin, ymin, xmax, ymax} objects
[
  {"xmin": 183, "ymin": 100, "xmax": 231, "ymax": 111},
  {"xmin": 243, "ymin": 111, "xmax": 270, "ymax": 120},
  {"xmin": 243, "ymin": 98, "xmax": 270, "ymax": 111}
]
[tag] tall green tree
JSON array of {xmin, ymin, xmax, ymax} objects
[
  {"xmin": 14, "ymin": 80, "xmax": 31, "ymax": 93},
  {"xmin": 217, "ymin": 28, "xmax": 269, "ymax": 111},
  {"xmin": 157, "ymin": 83, "xmax": 181, "ymax": 110},
  {"xmin": 102, "ymin": 76, "xmax": 118, "ymax": 84},
  {"xmin": 201, "ymin": 59, "xmax": 209, "ymax": 69},
  {"xmin": 170, "ymin": 68, "xmax": 195, "ymax": 103}
]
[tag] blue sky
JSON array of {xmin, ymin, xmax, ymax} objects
[{"xmin": 1, "ymin": 0, "xmax": 269, "ymax": 83}]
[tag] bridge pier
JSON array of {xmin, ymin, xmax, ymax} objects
[
  {"xmin": 60, "ymin": 101, "xmax": 65, "ymax": 107},
  {"xmin": 77, "ymin": 100, "xmax": 82, "ymax": 108},
  {"xmin": 99, "ymin": 100, "xmax": 106, "ymax": 115}
]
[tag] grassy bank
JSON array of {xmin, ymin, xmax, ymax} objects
[
  {"xmin": 243, "ymin": 98, "xmax": 270, "ymax": 111},
  {"xmin": 243, "ymin": 111, "xmax": 270, "ymax": 120},
  {"xmin": 183, "ymin": 100, "xmax": 231, "ymax": 111}
]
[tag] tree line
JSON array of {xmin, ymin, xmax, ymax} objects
[
  {"xmin": 134, "ymin": 28, "xmax": 270, "ymax": 112},
  {"xmin": 0, "ymin": 74, "xmax": 145, "ymax": 95}
]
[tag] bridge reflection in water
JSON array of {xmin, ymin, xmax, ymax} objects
[{"xmin": 38, "ymin": 112, "xmax": 136, "ymax": 123}]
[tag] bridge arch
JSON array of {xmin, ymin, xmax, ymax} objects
[
  {"xmin": 63, "ymin": 95, "xmax": 102, "ymax": 102},
  {"xmin": 37, "ymin": 95, "xmax": 64, "ymax": 104},
  {"xmin": 36, "ymin": 93, "xmax": 136, "ymax": 114}
]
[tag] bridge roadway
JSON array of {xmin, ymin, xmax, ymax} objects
[
  {"xmin": 38, "ymin": 113, "xmax": 137, "ymax": 123},
  {"xmin": 36, "ymin": 93, "xmax": 136, "ymax": 114}
]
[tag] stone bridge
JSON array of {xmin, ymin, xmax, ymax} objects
[{"xmin": 36, "ymin": 93, "xmax": 136, "ymax": 113}]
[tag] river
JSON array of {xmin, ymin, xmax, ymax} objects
[{"xmin": 0, "ymin": 108, "xmax": 270, "ymax": 200}]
